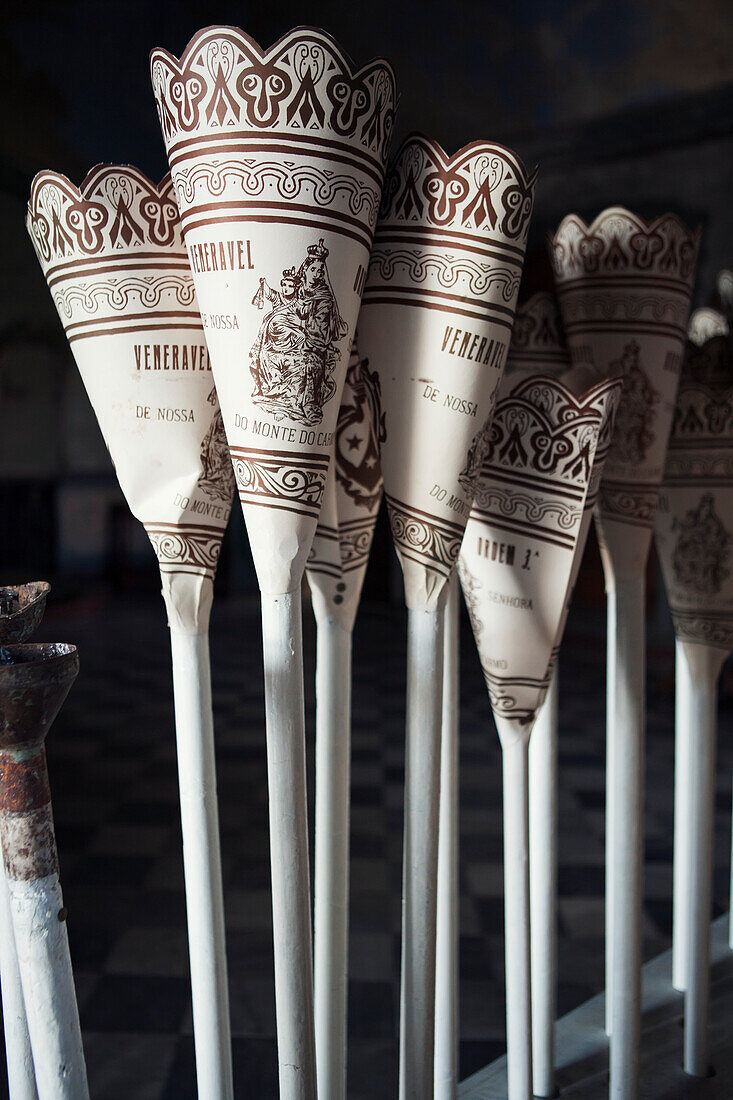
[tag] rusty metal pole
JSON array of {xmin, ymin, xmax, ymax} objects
[
  {"xmin": 0, "ymin": 584, "xmax": 51, "ymax": 1100},
  {"xmin": 0, "ymin": 643, "xmax": 89, "ymax": 1100}
]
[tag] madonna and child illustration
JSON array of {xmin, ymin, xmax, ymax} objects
[
  {"xmin": 199, "ymin": 387, "xmax": 235, "ymax": 502},
  {"xmin": 250, "ymin": 239, "xmax": 349, "ymax": 426},
  {"xmin": 608, "ymin": 339, "xmax": 660, "ymax": 464},
  {"xmin": 672, "ymin": 493, "xmax": 731, "ymax": 595}
]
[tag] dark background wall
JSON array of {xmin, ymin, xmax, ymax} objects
[{"xmin": 1, "ymin": 0, "xmax": 731, "ymax": 592}]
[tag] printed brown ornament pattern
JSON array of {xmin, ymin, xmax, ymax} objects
[
  {"xmin": 509, "ymin": 292, "xmax": 567, "ymax": 367},
  {"xmin": 145, "ymin": 524, "xmax": 224, "ymax": 577},
  {"xmin": 230, "ymin": 446, "xmax": 330, "ymax": 520},
  {"xmin": 150, "ymin": 27, "xmax": 396, "ymax": 161},
  {"xmin": 27, "ymin": 167, "xmax": 203, "ymax": 347},
  {"xmin": 386, "ymin": 496, "xmax": 465, "ymax": 577},
  {"xmin": 550, "ymin": 209, "xmax": 698, "ymax": 285},
  {"xmin": 378, "ymin": 136, "xmax": 535, "ymax": 243},
  {"xmin": 334, "ymin": 350, "xmax": 386, "ymax": 511},
  {"xmin": 173, "ymin": 160, "xmax": 381, "ymax": 229},
  {"xmin": 28, "ymin": 167, "xmax": 182, "ymax": 266}
]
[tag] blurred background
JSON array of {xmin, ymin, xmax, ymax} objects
[
  {"xmin": 1, "ymin": 3, "xmax": 732, "ymax": 1097},
  {"xmin": 1, "ymin": 0, "xmax": 732, "ymax": 594}
]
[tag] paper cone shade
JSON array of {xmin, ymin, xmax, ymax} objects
[
  {"xmin": 459, "ymin": 367, "xmax": 622, "ymax": 743},
  {"xmin": 150, "ymin": 26, "xmax": 396, "ymax": 595},
  {"xmin": 306, "ymin": 335, "xmax": 385, "ymax": 630},
  {"xmin": 358, "ymin": 134, "xmax": 536, "ymax": 609},
  {"xmin": 551, "ymin": 208, "xmax": 700, "ymax": 579},
  {"xmin": 27, "ymin": 165, "xmax": 234, "ymax": 633},
  {"xmin": 655, "ymin": 308, "xmax": 733, "ymax": 668},
  {"xmin": 688, "ymin": 305, "xmax": 729, "ymax": 346}
]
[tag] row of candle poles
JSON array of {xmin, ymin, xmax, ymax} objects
[{"xmin": 0, "ymin": 20, "xmax": 728, "ymax": 1100}]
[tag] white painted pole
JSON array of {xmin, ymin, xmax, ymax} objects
[
  {"xmin": 608, "ymin": 574, "xmax": 645, "ymax": 1100},
  {"xmin": 673, "ymin": 639, "xmax": 692, "ymax": 992},
  {"xmin": 502, "ymin": 733, "xmax": 532, "ymax": 1100},
  {"xmin": 605, "ymin": 590, "xmax": 616, "ymax": 1036},
  {"xmin": 400, "ymin": 605, "xmax": 445, "ymax": 1100},
  {"xmin": 314, "ymin": 615, "xmax": 352, "ymax": 1100},
  {"xmin": 529, "ymin": 668, "xmax": 558, "ymax": 1099},
  {"xmin": 683, "ymin": 652, "xmax": 720, "ymax": 1077},
  {"xmin": 435, "ymin": 580, "xmax": 460, "ymax": 1100},
  {"xmin": 261, "ymin": 590, "xmax": 317, "ymax": 1100},
  {"xmin": 0, "ymin": 841, "xmax": 37, "ymax": 1100},
  {"xmin": 8, "ymin": 875, "xmax": 88, "ymax": 1100},
  {"xmin": 169, "ymin": 629, "xmax": 233, "ymax": 1100}
]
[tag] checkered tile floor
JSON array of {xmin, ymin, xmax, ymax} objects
[{"xmin": 2, "ymin": 591, "xmax": 731, "ymax": 1098}]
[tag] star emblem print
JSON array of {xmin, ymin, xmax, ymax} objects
[{"xmin": 346, "ymin": 433, "xmax": 362, "ymax": 451}]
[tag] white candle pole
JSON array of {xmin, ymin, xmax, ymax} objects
[
  {"xmin": 605, "ymin": 589, "xmax": 616, "ymax": 1035},
  {"xmin": 149, "ymin": 34, "xmax": 397, "ymax": 1096},
  {"xmin": 673, "ymin": 639, "xmax": 693, "ymax": 991},
  {"xmin": 529, "ymin": 668, "xmax": 558, "ymax": 1098},
  {"xmin": 458, "ymin": 361, "xmax": 622, "ymax": 1100},
  {"xmin": 497, "ymin": 724, "xmax": 533, "ymax": 1100},
  {"xmin": 169, "ymin": 629, "xmax": 233, "ymax": 1099},
  {"xmin": 653, "ymin": 307, "xmax": 733, "ymax": 1062},
  {"xmin": 261, "ymin": 590, "xmax": 316, "ymax": 1100},
  {"xmin": 314, "ymin": 614, "xmax": 352, "ymax": 1100},
  {"xmin": 309, "ymin": 339, "xmax": 384, "ymax": 1100},
  {"xmin": 358, "ymin": 135, "xmax": 535, "ymax": 1099},
  {"xmin": 434, "ymin": 578, "xmax": 460, "ymax": 1100},
  {"xmin": 0, "ymin": 846, "xmax": 37, "ymax": 1100},
  {"xmin": 608, "ymin": 573, "xmax": 646, "ymax": 1098},
  {"xmin": 681, "ymin": 644, "xmax": 724, "ymax": 1077},
  {"xmin": 27, "ymin": 166, "xmax": 237, "ymax": 1098},
  {"xmin": 552, "ymin": 208, "xmax": 700, "ymax": 1099},
  {"xmin": 400, "ymin": 605, "xmax": 445, "ymax": 1100}
]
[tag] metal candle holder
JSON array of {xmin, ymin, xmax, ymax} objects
[
  {"xmin": 0, "ymin": 583, "xmax": 49, "ymax": 1100},
  {"xmin": 0, "ymin": 643, "xmax": 88, "ymax": 1100},
  {"xmin": 0, "ymin": 582, "xmax": 50, "ymax": 645}
]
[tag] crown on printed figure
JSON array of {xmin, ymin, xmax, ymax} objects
[
  {"xmin": 281, "ymin": 267, "xmax": 298, "ymax": 282},
  {"xmin": 307, "ymin": 239, "xmax": 329, "ymax": 261}
]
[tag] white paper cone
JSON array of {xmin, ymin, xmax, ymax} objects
[
  {"xmin": 551, "ymin": 208, "xmax": 700, "ymax": 584},
  {"xmin": 654, "ymin": 310, "xmax": 733, "ymax": 1073},
  {"xmin": 459, "ymin": 369, "xmax": 621, "ymax": 733},
  {"xmin": 552, "ymin": 207, "xmax": 700, "ymax": 1091},
  {"xmin": 359, "ymin": 133, "xmax": 535, "ymax": 1099},
  {"xmin": 27, "ymin": 166, "xmax": 234, "ymax": 632},
  {"xmin": 458, "ymin": 356, "xmax": 620, "ymax": 1100},
  {"xmin": 307, "ymin": 334, "xmax": 384, "ymax": 1099},
  {"xmin": 529, "ymin": 669, "xmax": 558, "ymax": 1100},
  {"xmin": 27, "ymin": 165, "xmax": 235, "ymax": 1099},
  {"xmin": 360, "ymin": 134, "xmax": 536, "ymax": 611},
  {"xmin": 151, "ymin": 30, "xmax": 396, "ymax": 1097},
  {"xmin": 151, "ymin": 26, "xmax": 396, "ymax": 596}
]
